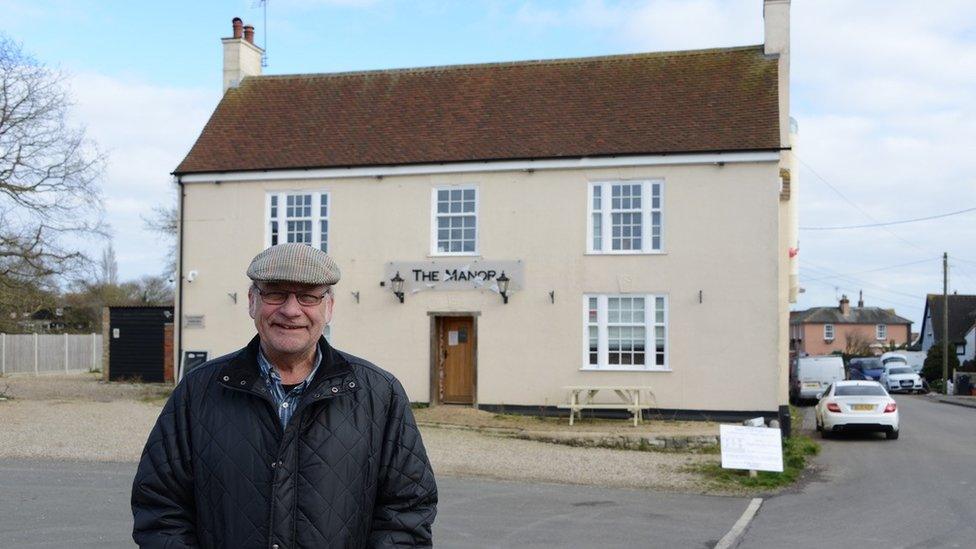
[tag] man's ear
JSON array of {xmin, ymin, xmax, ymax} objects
[{"xmin": 247, "ymin": 286, "xmax": 258, "ymax": 319}]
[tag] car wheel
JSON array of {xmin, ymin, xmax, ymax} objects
[
  {"xmin": 821, "ymin": 428, "xmax": 831, "ymax": 439},
  {"xmin": 815, "ymin": 415, "xmax": 822, "ymax": 432},
  {"xmin": 886, "ymin": 430, "xmax": 899, "ymax": 440}
]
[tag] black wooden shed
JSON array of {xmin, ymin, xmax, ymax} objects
[{"xmin": 107, "ymin": 306, "xmax": 174, "ymax": 382}]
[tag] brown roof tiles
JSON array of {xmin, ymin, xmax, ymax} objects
[{"xmin": 174, "ymin": 45, "xmax": 780, "ymax": 174}]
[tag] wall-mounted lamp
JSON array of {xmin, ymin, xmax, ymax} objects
[
  {"xmin": 549, "ymin": 290, "xmax": 555, "ymax": 304},
  {"xmin": 497, "ymin": 271, "xmax": 510, "ymax": 304},
  {"xmin": 390, "ymin": 272, "xmax": 405, "ymax": 303},
  {"xmin": 352, "ymin": 291, "xmax": 360, "ymax": 304}
]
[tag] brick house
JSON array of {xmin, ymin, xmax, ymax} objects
[{"xmin": 790, "ymin": 294, "xmax": 912, "ymax": 356}]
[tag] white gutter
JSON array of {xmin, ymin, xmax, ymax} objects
[{"xmin": 178, "ymin": 151, "xmax": 780, "ymax": 183}]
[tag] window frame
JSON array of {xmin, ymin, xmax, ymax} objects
[
  {"xmin": 582, "ymin": 293, "xmax": 670, "ymax": 372},
  {"xmin": 876, "ymin": 324, "xmax": 887, "ymax": 341},
  {"xmin": 430, "ymin": 185, "xmax": 479, "ymax": 256},
  {"xmin": 265, "ymin": 190, "xmax": 330, "ymax": 252},
  {"xmin": 587, "ymin": 180, "xmax": 664, "ymax": 254},
  {"xmin": 824, "ymin": 324, "xmax": 835, "ymax": 341}
]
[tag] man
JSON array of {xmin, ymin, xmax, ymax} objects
[{"xmin": 132, "ymin": 243, "xmax": 437, "ymax": 548}]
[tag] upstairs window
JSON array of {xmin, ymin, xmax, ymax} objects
[
  {"xmin": 267, "ymin": 191, "xmax": 329, "ymax": 252},
  {"xmin": 588, "ymin": 180, "xmax": 663, "ymax": 253},
  {"xmin": 432, "ymin": 186, "xmax": 478, "ymax": 255},
  {"xmin": 876, "ymin": 324, "xmax": 887, "ymax": 341},
  {"xmin": 824, "ymin": 324, "xmax": 835, "ymax": 341}
]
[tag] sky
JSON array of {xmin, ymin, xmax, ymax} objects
[{"xmin": 1, "ymin": 0, "xmax": 975, "ymax": 326}]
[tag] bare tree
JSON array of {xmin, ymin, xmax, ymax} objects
[
  {"xmin": 100, "ymin": 243, "xmax": 119, "ymax": 285},
  {"xmin": 142, "ymin": 201, "xmax": 178, "ymax": 278},
  {"xmin": 844, "ymin": 331, "xmax": 873, "ymax": 357},
  {"xmin": 0, "ymin": 34, "xmax": 105, "ymax": 288}
]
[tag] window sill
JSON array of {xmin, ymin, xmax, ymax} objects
[
  {"xmin": 584, "ymin": 251, "xmax": 666, "ymax": 256},
  {"xmin": 580, "ymin": 366, "xmax": 672, "ymax": 372},
  {"xmin": 428, "ymin": 252, "xmax": 481, "ymax": 258}
]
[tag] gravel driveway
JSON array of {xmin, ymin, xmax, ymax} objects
[{"xmin": 0, "ymin": 374, "xmax": 717, "ymax": 491}]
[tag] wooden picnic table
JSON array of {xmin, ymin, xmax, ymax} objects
[{"xmin": 557, "ymin": 385, "xmax": 654, "ymax": 427}]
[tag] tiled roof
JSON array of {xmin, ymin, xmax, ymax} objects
[
  {"xmin": 925, "ymin": 294, "xmax": 976, "ymax": 343},
  {"xmin": 791, "ymin": 307, "xmax": 912, "ymax": 326},
  {"xmin": 174, "ymin": 46, "xmax": 780, "ymax": 174}
]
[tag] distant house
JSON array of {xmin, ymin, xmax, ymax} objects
[
  {"xmin": 16, "ymin": 308, "xmax": 67, "ymax": 333},
  {"xmin": 790, "ymin": 295, "xmax": 912, "ymax": 356},
  {"xmin": 916, "ymin": 294, "xmax": 976, "ymax": 364}
]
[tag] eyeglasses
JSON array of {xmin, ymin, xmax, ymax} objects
[{"xmin": 255, "ymin": 287, "xmax": 330, "ymax": 306}]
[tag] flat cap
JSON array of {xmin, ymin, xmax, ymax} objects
[{"xmin": 246, "ymin": 243, "xmax": 341, "ymax": 286}]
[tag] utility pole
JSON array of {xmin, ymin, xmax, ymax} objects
[{"xmin": 943, "ymin": 252, "xmax": 949, "ymax": 393}]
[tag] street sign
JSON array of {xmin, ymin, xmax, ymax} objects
[{"xmin": 720, "ymin": 424, "xmax": 784, "ymax": 473}]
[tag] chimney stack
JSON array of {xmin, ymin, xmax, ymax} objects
[
  {"xmin": 858, "ymin": 290, "xmax": 864, "ymax": 308},
  {"xmin": 763, "ymin": 0, "xmax": 791, "ymax": 147},
  {"xmin": 839, "ymin": 295, "xmax": 850, "ymax": 316},
  {"xmin": 221, "ymin": 17, "xmax": 263, "ymax": 93}
]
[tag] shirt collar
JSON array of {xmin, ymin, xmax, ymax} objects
[{"xmin": 257, "ymin": 346, "xmax": 323, "ymax": 388}]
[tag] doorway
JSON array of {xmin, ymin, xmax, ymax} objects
[{"xmin": 433, "ymin": 315, "xmax": 476, "ymax": 405}]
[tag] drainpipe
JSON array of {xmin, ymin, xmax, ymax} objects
[{"xmin": 176, "ymin": 174, "xmax": 185, "ymax": 384}]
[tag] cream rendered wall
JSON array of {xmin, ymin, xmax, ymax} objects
[{"xmin": 180, "ymin": 161, "xmax": 783, "ymax": 412}]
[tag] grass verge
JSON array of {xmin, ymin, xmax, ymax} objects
[{"xmin": 689, "ymin": 407, "xmax": 820, "ymax": 490}]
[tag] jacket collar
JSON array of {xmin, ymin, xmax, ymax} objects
[{"xmin": 218, "ymin": 335, "xmax": 356, "ymax": 399}]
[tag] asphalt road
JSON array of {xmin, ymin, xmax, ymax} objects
[
  {"xmin": 0, "ymin": 459, "xmax": 749, "ymax": 548},
  {"xmin": 2, "ymin": 396, "xmax": 970, "ymax": 548},
  {"xmin": 740, "ymin": 395, "xmax": 976, "ymax": 548}
]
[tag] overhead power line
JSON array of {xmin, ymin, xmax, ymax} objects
[
  {"xmin": 800, "ymin": 206, "xmax": 976, "ymax": 231},
  {"xmin": 800, "ymin": 257, "xmax": 939, "ymax": 283}
]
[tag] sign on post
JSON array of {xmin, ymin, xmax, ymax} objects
[{"xmin": 719, "ymin": 424, "xmax": 784, "ymax": 473}]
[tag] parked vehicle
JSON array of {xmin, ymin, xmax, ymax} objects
[
  {"xmin": 881, "ymin": 351, "xmax": 924, "ymax": 374},
  {"xmin": 791, "ymin": 355, "xmax": 846, "ymax": 403},
  {"xmin": 880, "ymin": 364, "xmax": 924, "ymax": 393},
  {"xmin": 849, "ymin": 357, "xmax": 884, "ymax": 381},
  {"xmin": 815, "ymin": 381, "xmax": 900, "ymax": 439}
]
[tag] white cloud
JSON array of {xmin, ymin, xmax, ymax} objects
[{"xmin": 66, "ymin": 72, "xmax": 218, "ymax": 280}]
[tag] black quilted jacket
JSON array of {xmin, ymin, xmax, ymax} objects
[{"xmin": 131, "ymin": 336, "xmax": 437, "ymax": 548}]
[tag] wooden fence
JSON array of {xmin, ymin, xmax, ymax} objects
[{"xmin": 0, "ymin": 334, "xmax": 102, "ymax": 375}]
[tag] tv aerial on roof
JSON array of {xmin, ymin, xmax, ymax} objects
[{"xmin": 252, "ymin": 0, "xmax": 269, "ymax": 67}]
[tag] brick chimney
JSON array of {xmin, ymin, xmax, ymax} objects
[
  {"xmin": 858, "ymin": 290, "xmax": 864, "ymax": 308},
  {"xmin": 839, "ymin": 295, "xmax": 850, "ymax": 316},
  {"xmin": 221, "ymin": 17, "xmax": 263, "ymax": 93}
]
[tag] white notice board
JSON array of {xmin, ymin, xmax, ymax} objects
[{"xmin": 720, "ymin": 425, "xmax": 784, "ymax": 473}]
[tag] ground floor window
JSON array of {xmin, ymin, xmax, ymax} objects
[{"xmin": 584, "ymin": 294, "xmax": 668, "ymax": 370}]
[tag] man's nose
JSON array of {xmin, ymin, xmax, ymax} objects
[{"xmin": 278, "ymin": 293, "xmax": 304, "ymax": 315}]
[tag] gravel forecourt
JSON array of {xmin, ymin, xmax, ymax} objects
[{"xmin": 0, "ymin": 374, "xmax": 718, "ymax": 492}]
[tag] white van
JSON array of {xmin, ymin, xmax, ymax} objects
[
  {"xmin": 881, "ymin": 351, "xmax": 924, "ymax": 374},
  {"xmin": 791, "ymin": 355, "xmax": 846, "ymax": 402}
]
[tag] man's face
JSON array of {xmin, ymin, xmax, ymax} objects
[{"xmin": 248, "ymin": 281, "xmax": 334, "ymax": 358}]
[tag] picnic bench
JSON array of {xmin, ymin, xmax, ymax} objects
[{"xmin": 557, "ymin": 385, "xmax": 654, "ymax": 427}]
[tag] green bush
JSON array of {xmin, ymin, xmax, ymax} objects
[{"xmin": 922, "ymin": 341, "xmax": 959, "ymax": 383}]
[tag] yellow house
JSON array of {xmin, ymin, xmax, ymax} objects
[{"xmin": 174, "ymin": 1, "xmax": 799, "ymax": 424}]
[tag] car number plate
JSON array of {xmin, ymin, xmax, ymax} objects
[
  {"xmin": 804, "ymin": 382, "xmax": 819, "ymax": 388},
  {"xmin": 852, "ymin": 404, "xmax": 874, "ymax": 411}
]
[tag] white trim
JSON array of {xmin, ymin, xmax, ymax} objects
[
  {"xmin": 824, "ymin": 323, "xmax": 835, "ymax": 341},
  {"xmin": 179, "ymin": 151, "xmax": 780, "ymax": 184},
  {"xmin": 876, "ymin": 324, "xmax": 887, "ymax": 341},
  {"xmin": 265, "ymin": 189, "xmax": 330, "ymax": 251},
  {"xmin": 588, "ymin": 180, "xmax": 664, "ymax": 254},
  {"xmin": 582, "ymin": 293, "xmax": 669, "ymax": 371},
  {"xmin": 430, "ymin": 184, "xmax": 479, "ymax": 256}
]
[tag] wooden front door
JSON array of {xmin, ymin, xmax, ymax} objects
[{"xmin": 438, "ymin": 316, "xmax": 475, "ymax": 404}]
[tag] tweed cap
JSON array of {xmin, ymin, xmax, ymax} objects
[{"xmin": 246, "ymin": 244, "xmax": 340, "ymax": 285}]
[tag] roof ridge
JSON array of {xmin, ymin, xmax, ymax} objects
[{"xmin": 247, "ymin": 45, "xmax": 766, "ymax": 82}]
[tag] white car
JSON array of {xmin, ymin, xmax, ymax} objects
[
  {"xmin": 815, "ymin": 381, "xmax": 900, "ymax": 440},
  {"xmin": 880, "ymin": 364, "xmax": 924, "ymax": 394}
]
